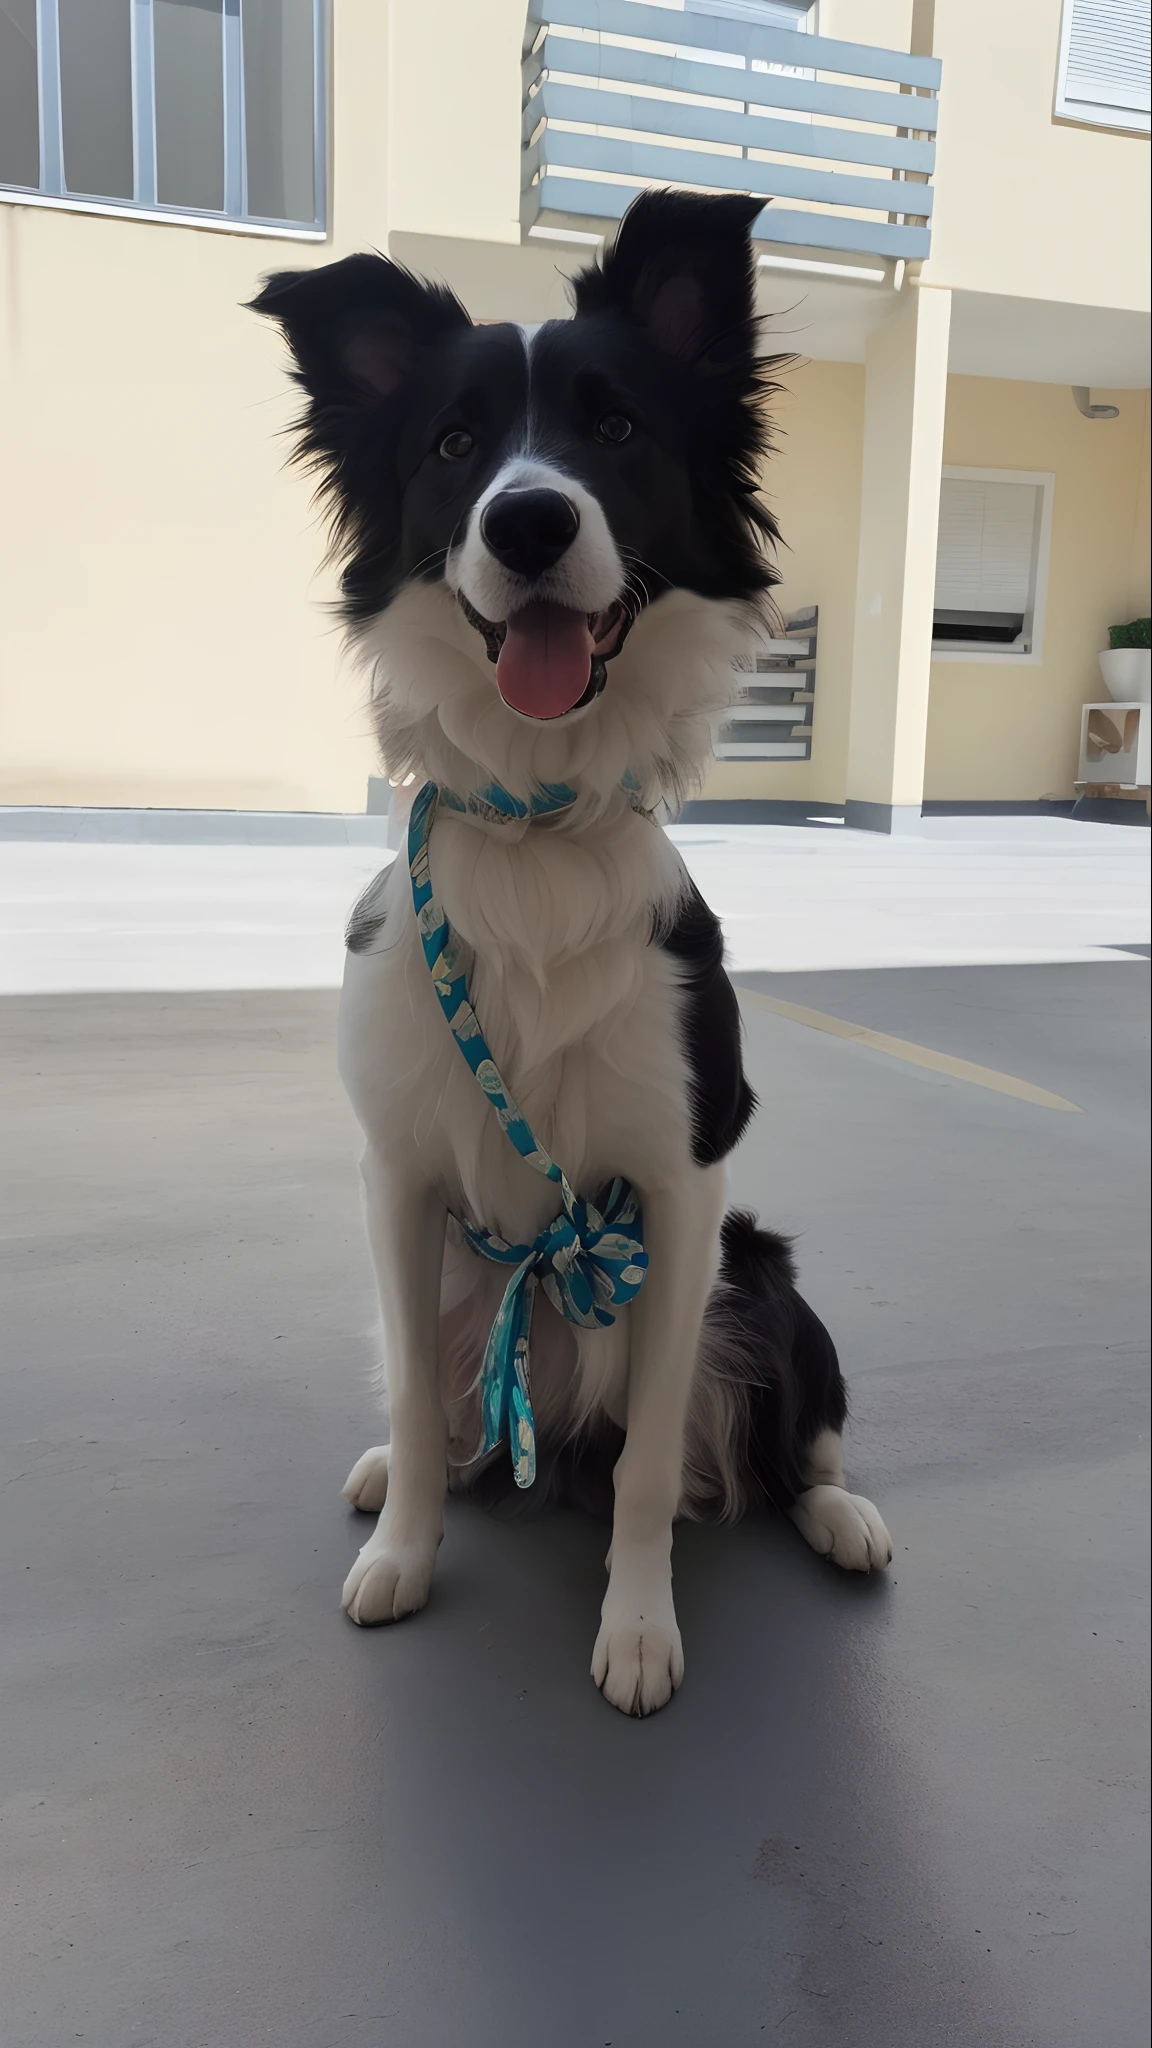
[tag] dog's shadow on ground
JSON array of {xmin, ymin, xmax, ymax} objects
[
  {"xmin": 347, "ymin": 1489, "xmax": 894, "ymax": 1715},
  {"xmin": 344, "ymin": 1488, "xmax": 894, "ymax": 1747},
  {"xmin": 333, "ymin": 1493, "xmax": 990, "ymax": 2044}
]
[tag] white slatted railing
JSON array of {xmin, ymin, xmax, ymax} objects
[{"xmin": 522, "ymin": 0, "xmax": 940, "ymax": 261}]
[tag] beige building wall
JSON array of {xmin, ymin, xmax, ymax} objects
[
  {"xmin": 925, "ymin": 378, "xmax": 1151, "ymax": 802},
  {"xmin": 0, "ymin": 0, "xmax": 391, "ymax": 813},
  {"xmin": 819, "ymin": 2, "xmax": 913, "ymax": 47},
  {"xmin": 917, "ymin": 0, "xmax": 1151, "ymax": 311},
  {"xmin": 388, "ymin": 0, "xmax": 527, "ymax": 247},
  {"xmin": 702, "ymin": 362, "xmax": 1149, "ymax": 807}
]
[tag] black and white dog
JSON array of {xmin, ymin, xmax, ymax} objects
[{"xmin": 252, "ymin": 191, "xmax": 890, "ymax": 1717}]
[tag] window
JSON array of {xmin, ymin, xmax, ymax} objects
[
  {"xmin": 684, "ymin": 1, "xmax": 814, "ymax": 75},
  {"xmin": 932, "ymin": 470, "xmax": 1055, "ymax": 663},
  {"xmin": 685, "ymin": 1, "xmax": 812, "ymax": 24},
  {"xmin": 0, "ymin": 0, "xmax": 327, "ymax": 236},
  {"xmin": 0, "ymin": 4, "xmax": 40, "ymax": 191},
  {"xmin": 1055, "ymin": 0, "xmax": 1151, "ymax": 135}
]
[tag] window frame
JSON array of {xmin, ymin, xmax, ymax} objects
[
  {"xmin": 1054, "ymin": 0, "xmax": 1152, "ymax": 137},
  {"xmin": 931, "ymin": 466, "xmax": 1056, "ymax": 668},
  {"xmin": 1, "ymin": 0, "xmax": 329, "ymax": 240}
]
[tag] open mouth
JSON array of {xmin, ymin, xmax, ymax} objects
[{"xmin": 457, "ymin": 594, "xmax": 634, "ymax": 720}]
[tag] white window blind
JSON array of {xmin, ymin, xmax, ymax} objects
[
  {"xmin": 935, "ymin": 479, "xmax": 1040, "ymax": 615},
  {"xmin": 1057, "ymin": 0, "xmax": 1151, "ymax": 132}
]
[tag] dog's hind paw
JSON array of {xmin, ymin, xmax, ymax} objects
[
  {"xmin": 342, "ymin": 1444, "xmax": 390, "ymax": 1512},
  {"xmin": 342, "ymin": 1538, "xmax": 436, "ymax": 1625},
  {"xmin": 788, "ymin": 1485, "xmax": 892, "ymax": 1572}
]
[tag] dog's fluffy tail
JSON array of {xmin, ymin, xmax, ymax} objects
[{"xmin": 681, "ymin": 1208, "xmax": 847, "ymax": 1522}]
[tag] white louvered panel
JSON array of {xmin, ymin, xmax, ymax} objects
[
  {"xmin": 714, "ymin": 740, "xmax": 809, "ymax": 758},
  {"xmin": 718, "ymin": 602, "xmax": 817, "ymax": 759},
  {"xmin": 934, "ymin": 479, "xmax": 1039, "ymax": 614},
  {"xmin": 1064, "ymin": 0, "xmax": 1151, "ymax": 114},
  {"xmin": 725, "ymin": 702, "xmax": 806, "ymax": 721}
]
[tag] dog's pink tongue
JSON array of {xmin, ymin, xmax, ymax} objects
[{"xmin": 495, "ymin": 602, "xmax": 593, "ymax": 719}]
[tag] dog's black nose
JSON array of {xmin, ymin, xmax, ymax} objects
[{"xmin": 479, "ymin": 489, "xmax": 579, "ymax": 580}]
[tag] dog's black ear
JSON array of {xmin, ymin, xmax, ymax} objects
[
  {"xmin": 570, "ymin": 190, "xmax": 763, "ymax": 369},
  {"xmin": 248, "ymin": 253, "xmax": 470, "ymax": 406}
]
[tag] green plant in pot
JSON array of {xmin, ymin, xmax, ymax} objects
[{"xmin": 1100, "ymin": 617, "xmax": 1152, "ymax": 703}]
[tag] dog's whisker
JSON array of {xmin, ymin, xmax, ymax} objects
[{"xmin": 404, "ymin": 547, "xmax": 450, "ymax": 583}]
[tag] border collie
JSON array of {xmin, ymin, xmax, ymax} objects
[{"xmin": 251, "ymin": 191, "xmax": 891, "ymax": 1717}]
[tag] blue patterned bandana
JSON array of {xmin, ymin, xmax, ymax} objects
[{"xmin": 408, "ymin": 778, "xmax": 648, "ymax": 1488}]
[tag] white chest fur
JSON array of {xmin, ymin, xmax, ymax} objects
[{"xmin": 338, "ymin": 800, "xmax": 697, "ymax": 1250}]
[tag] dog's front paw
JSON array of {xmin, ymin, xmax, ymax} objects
[
  {"xmin": 591, "ymin": 1611, "xmax": 684, "ymax": 1717},
  {"xmin": 342, "ymin": 1536, "xmax": 436, "ymax": 1626},
  {"xmin": 342, "ymin": 1443, "xmax": 390, "ymax": 1512},
  {"xmin": 789, "ymin": 1484, "xmax": 892, "ymax": 1572}
]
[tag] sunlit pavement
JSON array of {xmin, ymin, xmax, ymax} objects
[{"xmin": 0, "ymin": 812, "xmax": 1147, "ymax": 994}]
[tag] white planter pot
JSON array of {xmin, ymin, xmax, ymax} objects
[{"xmin": 1099, "ymin": 647, "xmax": 1151, "ymax": 703}]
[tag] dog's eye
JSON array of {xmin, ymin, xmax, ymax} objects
[
  {"xmin": 595, "ymin": 413, "xmax": 632, "ymax": 445},
  {"xmin": 439, "ymin": 430, "xmax": 474, "ymax": 461}
]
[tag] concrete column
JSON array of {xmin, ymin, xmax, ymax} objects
[{"xmin": 844, "ymin": 284, "xmax": 952, "ymax": 833}]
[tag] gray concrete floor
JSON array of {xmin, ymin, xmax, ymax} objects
[{"xmin": 1, "ymin": 966, "xmax": 1148, "ymax": 2048}]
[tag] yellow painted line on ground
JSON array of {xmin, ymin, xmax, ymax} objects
[{"xmin": 734, "ymin": 987, "xmax": 1082, "ymax": 1114}]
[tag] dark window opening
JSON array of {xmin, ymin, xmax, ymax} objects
[{"xmin": 933, "ymin": 610, "xmax": 1025, "ymax": 646}]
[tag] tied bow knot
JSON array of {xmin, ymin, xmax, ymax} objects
[{"xmin": 459, "ymin": 1179, "xmax": 648, "ymax": 1489}]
